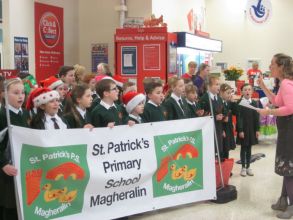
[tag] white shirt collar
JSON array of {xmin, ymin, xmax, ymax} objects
[
  {"xmin": 8, "ymin": 104, "xmax": 22, "ymax": 115},
  {"xmin": 208, "ymin": 92, "xmax": 217, "ymax": 100},
  {"xmin": 100, "ymin": 100, "xmax": 116, "ymax": 110},
  {"xmin": 76, "ymin": 106, "xmax": 86, "ymax": 119},
  {"xmin": 44, "ymin": 113, "xmax": 67, "ymax": 130},
  {"xmin": 243, "ymin": 97, "xmax": 252, "ymax": 103},
  {"xmin": 129, "ymin": 114, "xmax": 142, "ymax": 123},
  {"xmin": 148, "ymin": 100, "xmax": 158, "ymax": 107},
  {"xmin": 171, "ymin": 93, "xmax": 182, "ymax": 102},
  {"xmin": 187, "ymin": 100, "xmax": 196, "ymax": 106}
]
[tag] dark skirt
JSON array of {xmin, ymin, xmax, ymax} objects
[
  {"xmin": 275, "ymin": 115, "xmax": 293, "ymax": 176},
  {"xmin": 0, "ymin": 171, "xmax": 17, "ymax": 208}
]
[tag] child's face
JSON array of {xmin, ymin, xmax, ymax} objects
[
  {"xmin": 42, "ymin": 99, "xmax": 60, "ymax": 116},
  {"xmin": 221, "ymin": 89, "xmax": 232, "ymax": 101},
  {"xmin": 186, "ymin": 91, "xmax": 197, "ymax": 103},
  {"xmin": 173, "ymin": 79, "xmax": 185, "ymax": 97},
  {"xmin": 209, "ymin": 79, "xmax": 220, "ymax": 94},
  {"xmin": 89, "ymin": 79, "xmax": 96, "ymax": 91},
  {"xmin": 62, "ymin": 70, "xmax": 76, "ymax": 86},
  {"xmin": 56, "ymin": 84, "xmax": 68, "ymax": 100},
  {"xmin": 132, "ymin": 102, "xmax": 144, "ymax": 115},
  {"xmin": 8, "ymin": 82, "xmax": 25, "ymax": 109},
  {"xmin": 77, "ymin": 89, "xmax": 93, "ymax": 109},
  {"xmin": 104, "ymin": 83, "xmax": 119, "ymax": 101},
  {"xmin": 242, "ymin": 85, "xmax": 253, "ymax": 99},
  {"xmin": 148, "ymin": 86, "xmax": 164, "ymax": 106}
]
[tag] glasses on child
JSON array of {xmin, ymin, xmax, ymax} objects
[{"xmin": 109, "ymin": 86, "xmax": 118, "ymax": 91}]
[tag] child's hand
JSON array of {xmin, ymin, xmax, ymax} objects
[
  {"xmin": 223, "ymin": 116, "xmax": 229, "ymax": 122},
  {"xmin": 256, "ymin": 131, "xmax": 260, "ymax": 138},
  {"xmin": 107, "ymin": 122, "xmax": 115, "ymax": 128},
  {"xmin": 128, "ymin": 120, "xmax": 135, "ymax": 127},
  {"xmin": 83, "ymin": 123, "xmax": 94, "ymax": 131},
  {"xmin": 2, "ymin": 164, "xmax": 18, "ymax": 176},
  {"xmin": 223, "ymin": 131, "xmax": 226, "ymax": 138},
  {"xmin": 196, "ymin": 109, "xmax": 205, "ymax": 117},
  {"xmin": 239, "ymin": 132, "xmax": 244, "ymax": 139},
  {"xmin": 216, "ymin": 114, "xmax": 223, "ymax": 121}
]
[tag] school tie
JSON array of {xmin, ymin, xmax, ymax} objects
[
  {"xmin": 51, "ymin": 117, "xmax": 60, "ymax": 129},
  {"xmin": 178, "ymin": 99, "xmax": 185, "ymax": 114},
  {"xmin": 17, "ymin": 111, "xmax": 22, "ymax": 117}
]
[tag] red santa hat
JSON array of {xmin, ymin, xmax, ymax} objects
[
  {"xmin": 122, "ymin": 91, "xmax": 146, "ymax": 114},
  {"xmin": 95, "ymin": 74, "xmax": 123, "ymax": 87},
  {"xmin": 40, "ymin": 76, "xmax": 63, "ymax": 90},
  {"xmin": 26, "ymin": 87, "xmax": 60, "ymax": 110}
]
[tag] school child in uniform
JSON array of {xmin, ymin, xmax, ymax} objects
[
  {"xmin": 57, "ymin": 65, "xmax": 76, "ymax": 90},
  {"xmin": 236, "ymin": 83, "xmax": 260, "ymax": 177},
  {"xmin": 199, "ymin": 75, "xmax": 225, "ymax": 159},
  {"xmin": 122, "ymin": 91, "xmax": 145, "ymax": 125},
  {"xmin": 142, "ymin": 80, "xmax": 165, "ymax": 123},
  {"xmin": 82, "ymin": 73, "xmax": 97, "ymax": 100},
  {"xmin": 220, "ymin": 83, "xmax": 236, "ymax": 159},
  {"xmin": 27, "ymin": 88, "xmax": 68, "ymax": 130},
  {"xmin": 91, "ymin": 78, "xmax": 123, "ymax": 128},
  {"xmin": 63, "ymin": 84, "xmax": 94, "ymax": 129},
  {"xmin": 41, "ymin": 76, "xmax": 68, "ymax": 115},
  {"xmin": 185, "ymin": 84, "xmax": 204, "ymax": 118},
  {"xmin": 0, "ymin": 78, "xmax": 30, "ymax": 220},
  {"xmin": 163, "ymin": 76, "xmax": 190, "ymax": 120}
]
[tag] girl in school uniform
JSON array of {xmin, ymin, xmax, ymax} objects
[
  {"xmin": 220, "ymin": 83, "xmax": 236, "ymax": 159},
  {"xmin": 163, "ymin": 76, "xmax": 190, "ymax": 120},
  {"xmin": 0, "ymin": 78, "xmax": 30, "ymax": 220},
  {"xmin": 27, "ymin": 88, "xmax": 68, "ymax": 130},
  {"xmin": 63, "ymin": 84, "xmax": 94, "ymax": 129},
  {"xmin": 236, "ymin": 84, "xmax": 260, "ymax": 177}
]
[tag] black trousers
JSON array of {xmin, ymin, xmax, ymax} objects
[
  {"xmin": 281, "ymin": 176, "xmax": 293, "ymax": 205},
  {"xmin": 240, "ymin": 145, "xmax": 252, "ymax": 168},
  {"xmin": 0, "ymin": 207, "xmax": 18, "ymax": 220}
]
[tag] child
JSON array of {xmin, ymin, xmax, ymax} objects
[
  {"xmin": 74, "ymin": 64, "xmax": 86, "ymax": 84},
  {"xmin": 163, "ymin": 76, "xmax": 190, "ymax": 120},
  {"xmin": 236, "ymin": 83, "xmax": 260, "ymax": 177},
  {"xmin": 91, "ymin": 79, "xmax": 123, "ymax": 127},
  {"xmin": 0, "ymin": 78, "xmax": 30, "ymax": 220},
  {"xmin": 83, "ymin": 73, "xmax": 97, "ymax": 100},
  {"xmin": 27, "ymin": 88, "xmax": 68, "ymax": 129},
  {"xmin": 199, "ymin": 75, "xmax": 225, "ymax": 159},
  {"xmin": 142, "ymin": 80, "xmax": 165, "ymax": 123},
  {"xmin": 220, "ymin": 83, "xmax": 236, "ymax": 159},
  {"xmin": 122, "ymin": 91, "xmax": 145, "ymax": 124},
  {"xmin": 64, "ymin": 84, "xmax": 94, "ymax": 128},
  {"xmin": 185, "ymin": 84, "xmax": 204, "ymax": 118},
  {"xmin": 57, "ymin": 65, "xmax": 76, "ymax": 90},
  {"xmin": 41, "ymin": 76, "xmax": 68, "ymax": 114}
]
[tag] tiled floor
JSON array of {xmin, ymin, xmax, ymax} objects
[{"xmin": 131, "ymin": 139, "xmax": 284, "ymax": 220}]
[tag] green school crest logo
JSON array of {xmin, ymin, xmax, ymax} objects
[
  {"xmin": 20, "ymin": 144, "xmax": 90, "ymax": 220},
  {"xmin": 152, "ymin": 130, "xmax": 203, "ymax": 197}
]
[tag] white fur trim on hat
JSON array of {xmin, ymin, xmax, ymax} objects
[
  {"xmin": 125, "ymin": 94, "xmax": 145, "ymax": 114},
  {"xmin": 33, "ymin": 90, "xmax": 60, "ymax": 108},
  {"xmin": 48, "ymin": 79, "xmax": 63, "ymax": 90}
]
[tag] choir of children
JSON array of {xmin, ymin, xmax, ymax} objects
[{"xmin": 0, "ymin": 64, "xmax": 261, "ymax": 220}]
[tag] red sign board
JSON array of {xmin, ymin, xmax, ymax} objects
[
  {"xmin": 0, "ymin": 69, "xmax": 19, "ymax": 79},
  {"xmin": 35, "ymin": 2, "xmax": 64, "ymax": 82}
]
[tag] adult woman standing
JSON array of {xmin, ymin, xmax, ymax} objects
[
  {"xmin": 257, "ymin": 53, "xmax": 293, "ymax": 219},
  {"xmin": 192, "ymin": 63, "xmax": 210, "ymax": 97}
]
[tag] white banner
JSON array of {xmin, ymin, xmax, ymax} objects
[{"xmin": 11, "ymin": 117, "xmax": 216, "ymax": 220}]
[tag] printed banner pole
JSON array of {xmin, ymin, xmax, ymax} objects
[{"xmin": 4, "ymin": 79, "xmax": 23, "ymax": 220}]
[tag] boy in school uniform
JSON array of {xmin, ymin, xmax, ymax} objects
[
  {"xmin": 122, "ymin": 91, "xmax": 146, "ymax": 124},
  {"xmin": 199, "ymin": 75, "xmax": 226, "ymax": 159},
  {"xmin": 91, "ymin": 78, "xmax": 123, "ymax": 127},
  {"xmin": 163, "ymin": 76, "xmax": 190, "ymax": 120},
  {"xmin": 185, "ymin": 83, "xmax": 205, "ymax": 118},
  {"xmin": 142, "ymin": 80, "xmax": 165, "ymax": 123}
]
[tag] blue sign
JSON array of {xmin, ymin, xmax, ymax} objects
[
  {"xmin": 121, "ymin": 46, "xmax": 137, "ymax": 75},
  {"xmin": 91, "ymin": 44, "xmax": 108, "ymax": 72}
]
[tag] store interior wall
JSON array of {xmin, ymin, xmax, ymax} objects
[
  {"xmin": 78, "ymin": 0, "xmax": 152, "ymax": 74},
  {"xmin": 2, "ymin": 0, "xmax": 78, "ymax": 76},
  {"xmin": 205, "ymin": 0, "xmax": 293, "ymax": 72}
]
